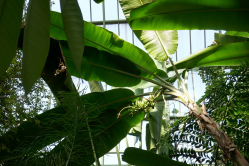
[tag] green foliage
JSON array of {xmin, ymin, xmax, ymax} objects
[
  {"xmin": 159, "ymin": 63, "xmax": 249, "ymax": 165},
  {"xmin": 0, "ymin": 89, "xmax": 144, "ymax": 165},
  {"xmin": 0, "ymin": 52, "xmax": 54, "ymax": 135},
  {"xmin": 1, "ymin": 0, "xmax": 249, "ymax": 165},
  {"xmin": 129, "ymin": 0, "xmax": 249, "ymax": 31},
  {"xmin": 167, "ymin": 42, "xmax": 249, "ymax": 72},
  {"xmin": 198, "ymin": 63, "xmax": 249, "ymax": 163}
]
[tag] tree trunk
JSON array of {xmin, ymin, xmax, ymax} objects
[{"xmin": 188, "ymin": 103, "xmax": 249, "ymax": 166}]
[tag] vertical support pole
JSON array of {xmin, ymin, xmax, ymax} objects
[
  {"xmin": 89, "ymin": 0, "xmax": 92, "ymax": 22},
  {"xmin": 190, "ymin": 30, "xmax": 195, "ymax": 102},
  {"xmin": 102, "ymin": 1, "xmax": 105, "ymax": 28},
  {"xmin": 117, "ymin": 0, "xmax": 120, "ymax": 35}
]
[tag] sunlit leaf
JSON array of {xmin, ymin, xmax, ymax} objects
[
  {"xmin": 50, "ymin": 11, "xmax": 158, "ymax": 75},
  {"xmin": 119, "ymin": 0, "xmax": 178, "ymax": 61},
  {"xmin": 167, "ymin": 42, "xmax": 249, "ymax": 71},
  {"xmin": 130, "ymin": 0, "xmax": 249, "ymax": 31}
]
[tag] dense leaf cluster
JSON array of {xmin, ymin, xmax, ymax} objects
[{"xmin": 159, "ymin": 63, "xmax": 249, "ymax": 165}]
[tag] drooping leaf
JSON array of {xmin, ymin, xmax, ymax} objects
[
  {"xmin": 0, "ymin": 0, "xmax": 24, "ymax": 77},
  {"xmin": 130, "ymin": 0, "xmax": 249, "ymax": 31},
  {"xmin": 60, "ymin": 0, "xmax": 84, "ymax": 77},
  {"xmin": 122, "ymin": 147, "xmax": 190, "ymax": 166},
  {"xmin": 166, "ymin": 42, "xmax": 249, "ymax": 71},
  {"xmin": 119, "ymin": 0, "xmax": 178, "ymax": 61},
  {"xmin": 0, "ymin": 89, "xmax": 139, "ymax": 162},
  {"xmin": 149, "ymin": 101, "xmax": 164, "ymax": 151},
  {"xmin": 215, "ymin": 33, "xmax": 249, "ymax": 45},
  {"xmin": 146, "ymin": 123, "xmax": 151, "ymax": 150},
  {"xmin": 50, "ymin": 11, "xmax": 158, "ymax": 75},
  {"xmin": 22, "ymin": 0, "xmax": 50, "ymax": 94},
  {"xmin": 18, "ymin": 29, "xmax": 75, "ymax": 100}
]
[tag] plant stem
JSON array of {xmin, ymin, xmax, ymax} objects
[{"xmin": 167, "ymin": 56, "xmax": 193, "ymax": 103}]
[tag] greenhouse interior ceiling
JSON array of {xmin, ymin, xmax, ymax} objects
[{"xmin": 0, "ymin": 0, "xmax": 248, "ymax": 165}]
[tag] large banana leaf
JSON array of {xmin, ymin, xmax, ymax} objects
[
  {"xmin": 22, "ymin": 0, "xmax": 50, "ymax": 94},
  {"xmin": 166, "ymin": 42, "xmax": 249, "ymax": 71},
  {"xmin": 122, "ymin": 147, "xmax": 189, "ymax": 166},
  {"xmin": 60, "ymin": 0, "xmax": 84, "ymax": 77},
  {"xmin": 119, "ymin": 0, "xmax": 178, "ymax": 61},
  {"xmin": 129, "ymin": 0, "xmax": 249, "ymax": 31},
  {"xmin": 44, "ymin": 105, "xmax": 144, "ymax": 166},
  {"xmin": 50, "ymin": 11, "xmax": 157, "ymax": 74},
  {"xmin": 0, "ymin": 0, "xmax": 24, "ymax": 77},
  {"xmin": 0, "ymin": 89, "xmax": 139, "ymax": 162},
  {"xmin": 61, "ymin": 41, "xmax": 142, "ymax": 87}
]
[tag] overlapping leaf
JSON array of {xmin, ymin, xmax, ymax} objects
[
  {"xmin": 22, "ymin": 0, "xmax": 50, "ymax": 94},
  {"xmin": 0, "ymin": 0, "xmax": 24, "ymax": 77},
  {"xmin": 130, "ymin": 0, "xmax": 249, "ymax": 31},
  {"xmin": 119, "ymin": 0, "xmax": 178, "ymax": 61},
  {"xmin": 50, "ymin": 11, "xmax": 158, "ymax": 74}
]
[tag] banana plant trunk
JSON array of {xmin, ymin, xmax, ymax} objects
[{"xmin": 188, "ymin": 103, "xmax": 249, "ymax": 166}]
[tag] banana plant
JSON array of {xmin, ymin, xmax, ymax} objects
[{"xmin": 0, "ymin": 0, "xmax": 249, "ymax": 165}]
